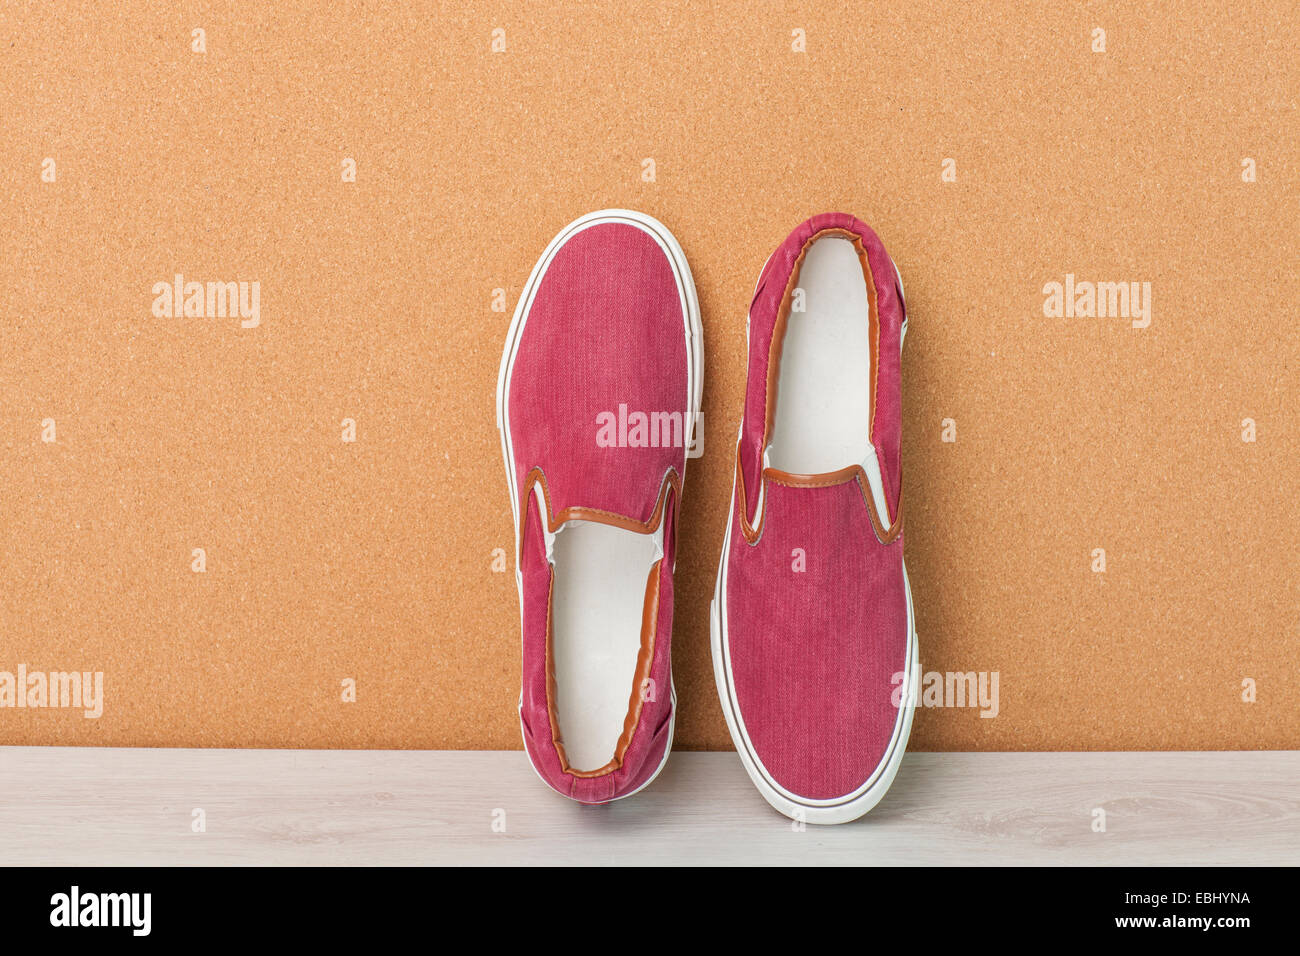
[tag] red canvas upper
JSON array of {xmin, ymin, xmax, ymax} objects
[
  {"xmin": 722, "ymin": 212, "xmax": 909, "ymax": 801},
  {"xmin": 508, "ymin": 223, "xmax": 688, "ymax": 526},
  {"xmin": 505, "ymin": 219, "xmax": 687, "ymax": 803}
]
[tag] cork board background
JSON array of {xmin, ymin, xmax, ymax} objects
[{"xmin": 2, "ymin": 1, "xmax": 1296, "ymax": 752}]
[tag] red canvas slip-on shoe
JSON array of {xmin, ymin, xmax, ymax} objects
[
  {"xmin": 496, "ymin": 210, "xmax": 702, "ymax": 804},
  {"xmin": 711, "ymin": 212, "xmax": 917, "ymax": 824}
]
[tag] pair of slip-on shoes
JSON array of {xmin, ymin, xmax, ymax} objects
[{"xmin": 496, "ymin": 209, "xmax": 916, "ymax": 823}]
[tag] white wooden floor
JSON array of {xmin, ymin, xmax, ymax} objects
[{"xmin": 0, "ymin": 748, "xmax": 1295, "ymax": 865}]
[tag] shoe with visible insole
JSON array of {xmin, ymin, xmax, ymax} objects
[
  {"xmin": 497, "ymin": 209, "xmax": 701, "ymax": 803},
  {"xmin": 711, "ymin": 212, "xmax": 917, "ymax": 824}
]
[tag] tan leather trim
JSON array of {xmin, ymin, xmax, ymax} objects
[
  {"xmin": 610, "ymin": 559, "xmax": 662, "ymax": 771},
  {"xmin": 518, "ymin": 466, "xmax": 681, "ymax": 557},
  {"xmin": 736, "ymin": 435, "xmax": 763, "ymax": 544},
  {"xmin": 765, "ymin": 463, "xmax": 862, "ymax": 489},
  {"xmin": 738, "ymin": 226, "xmax": 897, "ymax": 546},
  {"xmin": 527, "ymin": 473, "xmax": 673, "ymax": 779},
  {"xmin": 736, "ymin": 447, "xmax": 902, "ymax": 546},
  {"xmin": 767, "ymin": 465, "xmax": 903, "ymax": 545},
  {"xmin": 543, "ymin": 569, "xmax": 563, "ymax": 765}
]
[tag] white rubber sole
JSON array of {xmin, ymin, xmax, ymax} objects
[
  {"xmin": 709, "ymin": 254, "xmax": 916, "ymax": 825},
  {"xmin": 496, "ymin": 208, "xmax": 702, "ymax": 803}
]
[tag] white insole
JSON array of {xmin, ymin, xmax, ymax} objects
[
  {"xmin": 550, "ymin": 520, "xmax": 661, "ymax": 772},
  {"xmin": 767, "ymin": 237, "xmax": 873, "ymax": 475}
]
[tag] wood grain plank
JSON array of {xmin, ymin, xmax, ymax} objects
[{"xmin": 0, "ymin": 749, "xmax": 1295, "ymax": 865}]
